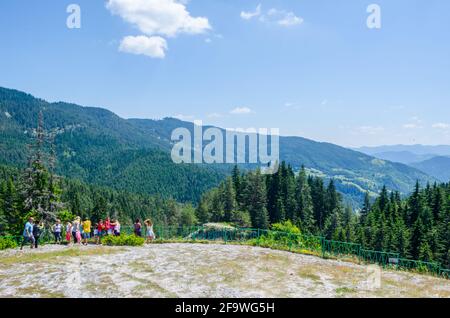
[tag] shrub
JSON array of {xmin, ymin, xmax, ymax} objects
[
  {"xmin": 231, "ymin": 210, "xmax": 252, "ymax": 228},
  {"xmin": 0, "ymin": 237, "xmax": 18, "ymax": 250},
  {"xmin": 102, "ymin": 234, "xmax": 145, "ymax": 246},
  {"xmin": 271, "ymin": 221, "xmax": 301, "ymax": 235}
]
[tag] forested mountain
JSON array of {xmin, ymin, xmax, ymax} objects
[
  {"xmin": 356, "ymin": 145, "xmax": 450, "ymax": 157},
  {"xmin": 128, "ymin": 118, "xmax": 436, "ymax": 205},
  {"xmin": 197, "ymin": 164, "xmax": 450, "ymax": 268},
  {"xmin": 0, "ymin": 164, "xmax": 197, "ymax": 236},
  {"xmin": 0, "ymin": 87, "xmax": 436, "ymax": 206},
  {"xmin": 0, "ymin": 87, "xmax": 225, "ymax": 202},
  {"xmin": 357, "ymin": 151, "xmax": 436, "ymax": 165},
  {"xmin": 411, "ymin": 156, "xmax": 450, "ymax": 182}
]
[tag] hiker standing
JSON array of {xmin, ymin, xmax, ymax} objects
[
  {"xmin": 20, "ymin": 217, "xmax": 35, "ymax": 250},
  {"xmin": 134, "ymin": 219, "xmax": 142, "ymax": 237},
  {"xmin": 33, "ymin": 221, "xmax": 43, "ymax": 249},
  {"xmin": 53, "ymin": 219, "xmax": 63, "ymax": 244},
  {"xmin": 96, "ymin": 219, "xmax": 105, "ymax": 245},
  {"xmin": 113, "ymin": 219, "xmax": 121, "ymax": 236},
  {"xmin": 144, "ymin": 219, "xmax": 155, "ymax": 243},
  {"xmin": 72, "ymin": 217, "xmax": 82, "ymax": 244},
  {"xmin": 82, "ymin": 217, "xmax": 91, "ymax": 245},
  {"xmin": 105, "ymin": 217, "xmax": 112, "ymax": 235},
  {"xmin": 65, "ymin": 221, "xmax": 72, "ymax": 244}
]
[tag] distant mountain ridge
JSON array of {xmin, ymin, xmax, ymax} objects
[
  {"xmin": 410, "ymin": 156, "xmax": 450, "ymax": 182},
  {"xmin": 355, "ymin": 144, "xmax": 450, "ymax": 183},
  {"xmin": 0, "ymin": 87, "xmax": 437, "ymax": 206}
]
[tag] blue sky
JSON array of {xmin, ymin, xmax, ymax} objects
[{"xmin": 0, "ymin": 0, "xmax": 449, "ymax": 147}]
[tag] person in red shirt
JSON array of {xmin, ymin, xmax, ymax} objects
[
  {"xmin": 105, "ymin": 217, "xmax": 112, "ymax": 235},
  {"xmin": 96, "ymin": 219, "xmax": 105, "ymax": 245}
]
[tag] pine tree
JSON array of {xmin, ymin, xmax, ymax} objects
[
  {"xmin": 20, "ymin": 111, "xmax": 60, "ymax": 222},
  {"xmin": 231, "ymin": 165, "xmax": 243, "ymax": 206},
  {"xmin": 222, "ymin": 177, "xmax": 237, "ymax": 222},
  {"xmin": 310, "ymin": 177, "xmax": 326, "ymax": 231},
  {"xmin": 266, "ymin": 167, "xmax": 284, "ymax": 223},
  {"xmin": 295, "ymin": 166, "xmax": 315, "ymax": 234},
  {"xmin": 407, "ymin": 181, "xmax": 422, "ymax": 227},
  {"xmin": 243, "ymin": 169, "xmax": 269, "ymax": 229},
  {"xmin": 2, "ymin": 177, "xmax": 22, "ymax": 234},
  {"xmin": 196, "ymin": 197, "xmax": 211, "ymax": 224},
  {"xmin": 360, "ymin": 192, "xmax": 371, "ymax": 225},
  {"xmin": 91, "ymin": 195, "xmax": 107, "ymax": 222}
]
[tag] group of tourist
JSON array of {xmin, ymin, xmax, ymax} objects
[{"xmin": 20, "ymin": 216, "xmax": 156, "ymax": 250}]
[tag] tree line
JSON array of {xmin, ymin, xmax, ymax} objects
[
  {"xmin": 0, "ymin": 113, "xmax": 198, "ymax": 235},
  {"xmin": 196, "ymin": 163, "xmax": 449, "ymax": 268}
]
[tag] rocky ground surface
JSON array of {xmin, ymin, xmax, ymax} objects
[{"xmin": 0, "ymin": 243, "xmax": 449, "ymax": 298}]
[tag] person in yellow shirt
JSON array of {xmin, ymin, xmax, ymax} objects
[{"xmin": 82, "ymin": 217, "xmax": 92, "ymax": 246}]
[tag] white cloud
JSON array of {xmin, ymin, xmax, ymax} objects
[
  {"xmin": 230, "ymin": 107, "xmax": 252, "ymax": 115},
  {"xmin": 266, "ymin": 9, "xmax": 303, "ymax": 26},
  {"xmin": 356, "ymin": 126, "xmax": 385, "ymax": 135},
  {"xmin": 173, "ymin": 113, "xmax": 194, "ymax": 121},
  {"xmin": 240, "ymin": 4, "xmax": 262, "ymax": 20},
  {"xmin": 402, "ymin": 123, "xmax": 421, "ymax": 129},
  {"xmin": 402, "ymin": 116, "xmax": 423, "ymax": 129},
  {"xmin": 119, "ymin": 35, "xmax": 167, "ymax": 58},
  {"xmin": 432, "ymin": 122, "xmax": 450, "ymax": 129},
  {"xmin": 107, "ymin": 0, "xmax": 211, "ymax": 58},
  {"xmin": 253, "ymin": 7, "xmax": 303, "ymax": 27},
  {"xmin": 106, "ymin": 0, "xmax": 211, "ymax": 37},
  {"xmin": 207, "ymin": 112, "xmax": 223, "ymax": 119},
  {"xmin": 278, "ymin": 12, "xmax": 303, "ymax": 26}
]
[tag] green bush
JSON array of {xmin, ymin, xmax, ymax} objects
[
  {"xmin": 271, "ymin": 220, "xmax": 301, "ymax": 235},
  {"xmin": 102, "ymin": 234, "xmax": 145, "ymax": 246},
  {"xmin": 0, "ymin": 237, "xmax": 18, "ymax": 250}
]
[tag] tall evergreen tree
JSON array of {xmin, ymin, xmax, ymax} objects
[
  {"xmin": 295, "ymin": 166, "xmax": 315, "ymax": 233},
  {"xmin": 243, "ymin": 169, "xmax": 269, "ymax": 229}
]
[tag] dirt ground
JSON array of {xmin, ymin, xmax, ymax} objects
[{"xmin": 0, "ymin": 243, "xmax": 449, "ymax": 298}]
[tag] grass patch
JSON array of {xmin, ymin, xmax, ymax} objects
[
  {"xmin": 15, "ymin": 285, "xmax": 65, "ymax": 298},
  {"xmin": 335, "ymin": 287, "xmax": 357, "ymax": 295},
  {"xmin": 0, "ymin": 247, "xmax": 123, "ymax": 267},
  {"xmin": 297, "ymin": 267, "xmax": 322, "ymax": 282},
  {"xmin": 128, "ymin": 260, "xmax": 154, "ymax": 273}
]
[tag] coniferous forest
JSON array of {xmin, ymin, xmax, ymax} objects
[
  {"xmin": 0, "ymin": 107, "xmax": 448, "ymax": 270},
  {"xmin": 196, "ymin": 164, "xmax": 450, "ymax": 268},
  {"xmin": 0, "ymin": 114, "xmax": 198, "ymax": 237}
]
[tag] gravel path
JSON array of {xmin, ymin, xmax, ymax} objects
[{"xmin": 0, "ymin": 243, "xmax": 449, "ymax": 298}]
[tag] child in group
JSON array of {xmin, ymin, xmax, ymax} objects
[
  {"xmin": 93, "ymin": 222, "xmax": 98, "ymax": 238},
  {"xmin": 53, "ymin": 219, "xmax": 62, "ymax": 244},
  {"xmin": 65, "ymin": 221, "xmax": 72, "ymax": 244},
  {"xmin": 113, "ymin": 219, "xmax": 121, "ymax": 236},
  {"xmin": 105, "ymin": 217, "xmax": 112, "ymax": 236},
  {"xmin": 72, "ymin": 217, "xmax": 82, "ymax": 245},
  {"xmin": 96, "ymin": 219, "xmax": 105, "ymax": 245},
  {"xmin": 144, "ymin": 219, "xmax": 155, "ymax": 243},
  {"xmin": 134, "ymin": 219, "xmax": 142, "ymax": 237},
  {"xmin": 82, "ymin": 217, "xmax": 91, "ymax": 245}
]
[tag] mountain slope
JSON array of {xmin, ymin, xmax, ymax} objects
[
  {"xmin": 129, "ymin": 119, "xmax": 437, "ymax": 204},
  {"xmin": 360, "ymin": 151, "xmax": 436, "ymax": 165},
  {"xmin": 0, "ymin": 87, "xmax": 225, "ymax": 202},
  {"xmin": 0, "ymin": 87, "xmax": 436, "ymax": 205},
  {"xmin": 410, "ymin": 156, "xmax": 450, "ymax": 182}
]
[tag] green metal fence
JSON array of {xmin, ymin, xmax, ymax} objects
[{"xmin": 1, "ymin": 225, "xmax": 449, "ymax": 279}]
